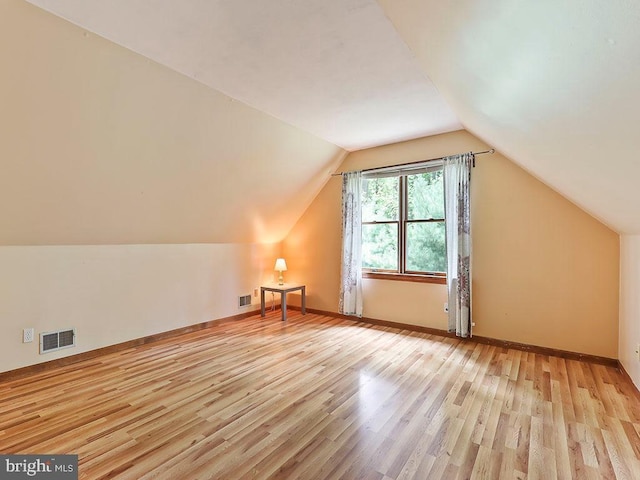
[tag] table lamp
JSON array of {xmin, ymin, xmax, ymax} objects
[{"xmin": 274, "ymin": 258, "xmax": 287, "ymax": 285}]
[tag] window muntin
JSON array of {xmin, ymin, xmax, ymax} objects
[{"xmin": 362, "ymin": 167, "xmax": 445, "ymax": 276}]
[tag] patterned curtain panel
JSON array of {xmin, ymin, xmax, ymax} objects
[
  {"xmin": 339, "ymin": 171, "xmax": 363, "ymax": 317},
  {"xmin": 443, "ymin": 153, "xmax": 474, "ymax": 337}
]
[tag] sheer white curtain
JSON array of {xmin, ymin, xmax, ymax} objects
[
  {"xmin": 339, "ymin": 171, "xmax": 363, "ymax": 317},
  {"xmin": 443, "ymin": 153, "xmax": 474, "ymax": 337}
]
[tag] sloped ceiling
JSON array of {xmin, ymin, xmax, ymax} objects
[
  {"xmin": 25, "ymin": 0, "xmax": 461, "ymax": 151},
  {"xmin": 378, "ymin": 0, "xmax": 640, "ymax": 234},
  {"xmin": 15, "ymin": 0, "xmax": 640, "ymax": 238}
]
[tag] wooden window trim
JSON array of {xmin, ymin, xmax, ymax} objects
[
  {"xmin": 363, "ymin": 271, "xmax": 446, "ymax": 285},
  {"xmin": 362, "ymin": 169, "xmax": 446, "ymax": 277}
]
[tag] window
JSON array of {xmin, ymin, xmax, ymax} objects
[{"xmin": 361, "ymin": 165, "xmax": 446, "ymax": 282}]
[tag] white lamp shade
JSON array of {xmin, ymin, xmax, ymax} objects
[{"xmin": 274, "ymin": 258, "xmax": 287, "ymax": 272}]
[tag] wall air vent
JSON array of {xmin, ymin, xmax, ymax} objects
[
  {"xmin": 239, "ymin": 294, "xmax": 252, "ymax": 308},
  {"xmin": 40, "ymin": 328, "xmax": 76, "ymax": 354}
]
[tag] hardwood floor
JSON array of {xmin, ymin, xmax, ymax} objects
[{"xmin": 1, "ymin": 312, "xmax": 639, "ymax": 479}]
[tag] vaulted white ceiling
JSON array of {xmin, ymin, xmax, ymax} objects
[
  {"xmin": 24, "ymin": 0, "xmax": 640, "ymax": 234},
  {"xmin": 379, "ymin": 0, "xmax": 640, "ymax": 234},
  {"xmin": 26, "ymin": 0, "xmax": 461, "ymax": 152}
]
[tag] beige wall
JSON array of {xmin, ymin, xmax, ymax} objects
[
  {"xmin": 0, "ymin": 243, "xmax": 284, "ymax": 373},
  {"xmin": 0, "ymin": 1, "xmax": 324, "ymax": 372},
  {"xmin": 283, "ymin": 130, "xmax": 620, "ymax": 358},
  {"xmin": 0, "ymin": 0, "xmax": 343, "ymax": 246},
  {"xmin": 619, "ymin": 235, "xmax": 640, "ymax": 388}
]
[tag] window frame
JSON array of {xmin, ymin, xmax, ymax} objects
[{"xmin": 361, "ymin": 165, "xmax": 447, "ymax": 284}]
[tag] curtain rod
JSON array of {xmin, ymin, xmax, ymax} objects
[{"xmin": 330, "ymin": 148, "xmax": 495, "ymax": 177}]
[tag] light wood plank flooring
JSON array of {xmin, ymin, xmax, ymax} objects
[{"xmin": 1, "ymin": 312, "xmax": 639, "ymax": 479}]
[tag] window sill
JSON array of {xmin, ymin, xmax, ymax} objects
[{"xmin": 363, "ymin": 272, "xmax": 446, "ymax": 285}]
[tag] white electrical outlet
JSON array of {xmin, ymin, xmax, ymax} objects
[
  {"xmin": 254, "ymin": 288, "xmax": 259, "ymax": 297},
  {"xmin": 23, "ymin": 328, "xmax": 34, "ymax": 343},
  {"xmin": 636, "ymin": 343, "xmax": 640, "ymax": 361}
]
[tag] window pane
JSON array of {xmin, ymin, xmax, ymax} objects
[
  {"xmin": 362, "ymin": 177, "xmax": 399, "ymax": 222},
  {"xmin": 406, "ymin": 222, "xmax": 446, "ymax": 272},
  {"xmin": 407, "ymin": 170, "xmax": 444, "ymax": 220},
  {"xmin": 362, "ymin": 223, "xmax": 398, "ymax": 270}
]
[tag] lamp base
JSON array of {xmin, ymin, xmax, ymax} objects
[{"xmin": 278, "ymin": 272, "xmax": 284, "ymax": 285}]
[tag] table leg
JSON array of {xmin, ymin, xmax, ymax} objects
[
  {"xmin": 260, "ymin": 288, "xmax": 266, "ymax": 317},
  {"xmin": 301, "ymin": 286, "xmax": 306, "ymax": 315},
  {"xmin": 281, "ymin": 292, "xmax": 287, "ymax": 321}
]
